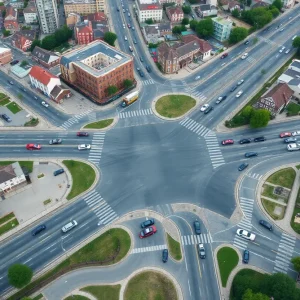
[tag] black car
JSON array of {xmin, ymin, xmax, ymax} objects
[
  {"xmin": 117, "ymin": 7, "xmax": 120, "ymax": 11},
  {"xmin": 146, "ymin": 65, "xmax": 151, "ymax": 73},
  {"xmin": 139, "ymin": 70, "xmax": 144, "ymax": 77},
  {"xmin": 140, "ymin": 57, "xmax": 144, "ymax": 62},
  {"xmin": 10, "ymin": 60, "xmax": 19, "ymax": 66},
  {"xmin": 1, "ymin": 114, "xmax": 12, "ymax": 122},
  {"xmin": 230, "ymin": 85, "xmax": 238, "ymax": 92},
  {"xmin": 245, "ymin": 152, "xmax": 258, "ymax": 158},
  {"xmin": 49, "ymin": 138, "xmax": 62, "ymax": 145},
  {"xmin": 259, "ymin": 220, "xmax": 273, "ymax": 231},
  {"xmin": 32, "ymin": 224, "xmax": 46, "ymax": 236},
  {"xmin": 238, "ymin": 163, "xmax": 249, "ymax": 171},
  {"xmin": 77, "ymin": 132, "xmax": 89, "ymax": 137},
  {"xmin": 244, "ymin": 40, "xmax": 250, "ymax": 45},
  {"xmin": 53, "ymin": 169, "xmax": 64, "ymax": 176},
  {"xmin": 243, "ymin": 250, "xmax": 250, "ymax": 263},
  {"xmin": 8, "ymin": 80, "xmax": 13, "ymax": 85},
  {"xmin": 162, "ymin": 249, "xmax": 168, "ymax": 263},
  {"xmin": 254, "ymin": 136, "xmax": 266, "ymax": 142},
  {"xmin": 239, "ymin": 138, "xmax": 251, "ymax": 144},
  {"xmin": 194, "ymin": 221, "xmax": 201, "ymax": 235},
  {"xmin": 204, "ymin": 106, "xmax": 213, "ymax": 114},
  {"xmin": 141, "ymin": 218, "xmax": 155, "ymax": 228}
]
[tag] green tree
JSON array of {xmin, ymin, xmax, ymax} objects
[
  {"xmin": 232, "ymin": 8, "xmax": 240, "ymax": 18},
  {"xmin": 250, "ymin": 109, "xmax": 270, "ymax": 128},
  {"xmin": 21, "ymin": 297, "xmax": 32, "ymax": 300},
  {"xmin": 2, "ymin": 29, "xmax": 10, "ymax": 37},
  {"xmin": 41, "ymin": 35, "xmax": 57, "ymax": 50},
  {"xmin": 182, "ymin": 17, "xmax": 189, "ymax": 25},
  {"xmin": 0, "ymin": 2, "xmax": 4, "ymax": 5},
  {"xmin": 8, "ymin": 264, "xmax": 33, "ymax": 288},
  {"xmin": 21, "ymin": 25, "xmax": 31, "ymax": 30},
  {"xmin": 123, "ymin": 79, "xmax": 133, "ymax": 89},
  {"xmin": 145, "ymin": 18, "xmax": 153, "ymax": 24},
  {"xmin": 182, "ymin": 5, "xmax": 191, "ymax": 14},
  {"xmin": 2, "ymin": 9, "xmax": 5, "ymax": 17},
  {"xmin": 269, "ymin": 6, "xmax": 280, "ymax": 18},
  {"xmin": 291, "ymin": 257, "xmax": 300, "ymax": 272},
  {"xmin": 172, "ymin": 26, "xmax": 182, "ymax": 34},
  {"xmin": 196, "ymin": 18, "xmax": 214, "ymax": 38},
  {"xmin": 229, "ymin": 27, "xmax": 248, "ymax": 44},
  {"xmin": 246, "ymin": 0, "xmax": 252, "ymax": 6},
  {"xmin": 30, "ymin": 39, "xmax": 41, "ymax": 52},
  {"xmin": 189, "ymin": 20, "xmax": 198, "ymax": 31},
  {"xmin": 272, "ymin": 0, "xmax": 283, "ymax": 11},
  {"xmin": 103, "ymin": 32, "xmax": 117, "ymax": 46},
  {"xmin": 293, "ymin": 36, "xmax": 300, "ymax": 52},
  {"xmin": 20, "ymin": 60, "xmax": 28, "ymax": 67},
  {"xmin": 241, "ymin": 106, "xmax": 253, "ymax": 122},
  {"xmin": 107, "ymin": 85, "xmax": 118, "ymax": 96},
  {"xmin": 242, "ymin": 289, "xmax": 269, "ymax": 300}
]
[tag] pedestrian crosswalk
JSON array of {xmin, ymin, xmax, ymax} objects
[
  {"xmin": 247, "ymin": 172, "xmax": 262, "ymax": 180},
  {"xmin": 131, "ymin": 244, "xmax": 167, "ymax": 254},
  {"xmin": 88, "ymin": 111, "xmax": 97, "ymax": 123},
  {"xmin": 59, "ymin": 109, "xmax": 93, "ymax": 129},
  {"xmin": 88, "ymin": 132, "xmax": 105, "ymax": 164},
  {"xmin": 260, "ymin": 36, "xmax": 277, "ymax": 46},
  {"xmin": 181, "ymin": 233, "xmax": 211, "ymax": 245},
  {"xmin": 179, "ymin": 118, "xmax": 211, "ymax": 137},
  {"xmin": 118, "ymin": 109, "xmax": 153, "ymax": 119},
  {"xmin": 83, "ymin": 190, "xmax": 118, "ymax": 225},
  {"xmin": 142, "ymin": 79, "xmax": 154, "ymax": 85},
  {"xmin": 245, "ymin": 57, "xmax": 256, "ymax": 64},
  {"xmin": 274, "ymin": 232, "xmax": 296, "ymax": 274},
  {"xmin": 204, "ymin": 132, "xmax": 225, "ymax": 169},
  {"xmin": 240, "ymin": 197, "xmax": 255, "ymax": 222}
]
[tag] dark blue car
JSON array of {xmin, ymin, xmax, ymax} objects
[
  {"xmin": 32, "ymin": 224, "xmax": 46, "ymax": 236},
  {"xmin": 243, "ymin": 250, "xmax": 250, "ymax": 263}
]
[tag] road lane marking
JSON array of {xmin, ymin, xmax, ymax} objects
[
  {"xmin": 24, "ymin": 258, "xmax": 32, "ymax": 264},
  {"xmin": 50, "ymin": 248, "xmax": 57, "ymax": 253}
]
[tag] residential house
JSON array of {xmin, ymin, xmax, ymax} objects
[
  {"xmin": 50, "ymin": 85, "xmax": 72, "ymax": 103},
  {"xmin": 166, "ymin": 7, "xmax": 184, "ymax": 23},
  {"xmin": 31, "ymin": 46, "xmax": 60, "ymax": 69},
  {"xmin": 251, "ymin": 1, "xmax": 268, "ymax": 8},
  {"xmin": 195, "ymin": 4, "xmax": 218, "ymax": 17},
  {"xmin": 254, "ymin": 83, "xmax": 294, "ymax": 116},
  {"xmin": 11, "ymin": 30, "xmax": 36, "ymax": 52},
  {"xmin": 143, "ymin": 25, "xmax": 160, "ymax": 44},
  {"xmin": 228, "ymin": 1, "xmax": 241, "ymax": 11},
  {"xmin": 212, "ymin": 16, "xmax": 233, "ymax": 42},
  {"xmin": 158, "ymin": 22, "xmax": 172, "ymax": 36},
  {"xmin": 283, "ymin": 0, "xmax": 295, "ymax": 8},
  {"xmin": 4, "ymin": 5, "xmax": 19, "ymax": 33},
  {"xmin": 23, "ymin": 2, "xmax": 38, "ymax": 24},
  {"xmin": 0, "ymin": 47, "xmax": 12, "ymax": 65},
  {"xmin": 136, "ymin": 0, "xmax": 163, "ymax": 23},
  {"xmin": 158, "ymin": 0, "xmax": 184, "ymax": 5},
  {"xmin": 288, "ymin": 79, "xmax": 300, "ymax": 100},
  {"xmin": 278, "ymin": 59, "xmax": 300, "ymax": 84},
  {"xmin": 64, "ymin": 0, "xmax": 106, "ymax": 16}
]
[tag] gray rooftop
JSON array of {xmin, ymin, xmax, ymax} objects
[
  {"xmin": 288, "ymin": 78, "xmax": 300, "ymax": 86},
  {"xmin": 64, "ymin": 0, "xmax": 95, "ymax": 4},
  {"xmin": 284, "ymin": 68, "xmax": 300, "ymax": 79},
  {"xmin": 60, "ymin": 40, "xmax": 132, "ymax": 77},
  {"xmin": 291, "ymin": 60, "xmax": 300, "ymax": 70}
]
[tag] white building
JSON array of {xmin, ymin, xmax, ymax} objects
[
  {"xmin": 136, "ymin": 0, "xmax": 163, "ymax": 23},
  {"xmin": 24, "ymin": 4, "xmax": 38, "ymax": 24},
  {"xmin": 159, "ymin": 0, "xmax": 184, "ymax": 6},
  {"xmin": 35, "ymin": 0, "xmax": 59, "ymax": 34},
  {"xmin": 212, "ymin": 16, "xmax": 233, "ymax": 42},
  {"xmin": 283, "ymin": 0, "xmax": 295, "ymax": 8}
]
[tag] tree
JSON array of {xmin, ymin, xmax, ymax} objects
[
  {"xmin": 20, "ymin": 60, "xmax": 28, "ymax": 67},
  {"xmin": 145, "ymin": 18, "xmax": 153, "ymax": 24},
  {"xmin": 182, "ymin": 17, "xmax": 189, "ymax": 25},
  {"xmin": 269, "ymin": 6, "xmax": 280, "ymax": 18},
  {"xmin": 8, "ymin": 264, "xmax": 33, "ymax": 288},
  {"xmin": 21, "ymin": 25, "xmax": 31, "ymax": 30},
  {"xmin": 103, "ymin": 32, "xmax": 117, "ymax": 46},
  {"xmin": 21, "ymin": 297, "xmax": 32, "ymax": 300},
  {"xmin": 272, "ymin": 0, "xmax": 283, "ymax": 11},
  {"xmin": 242, "ymin": 289, "xmax": 269, "ymax": 300},
  {"xmin": 292, "ymin": 36, "xmax": 300, "ymax": 55},
  {"xmin": 182, "ymin": 5, "xmax": 191, "ymax": 14},
  {"xmin": 196, "ymin": 18, "xmax": 214, "ymax": 38},
  {"xmin": 107, "ymin": 85, "xmax": 118, "ymax": 96},
  {"xmin": 291, "ymin": 257, "xmax": 300, "ymax": 272},
  {"xmin": 189, "ymin": 20, "xmax": 198, "ymax": 31},
  {"xmin": 41, "ymin": 35, "xmax": 57, "ymax": 50},
  {"xmin": 2, "ymin": 29, "xmax": 10, "ymax": 37},
  {"xmin": 123, "ymin": 79, "xmax": 133, "ymax": 89},
  {"xmin": 172, "ymin": 26, "xmax": 182, "ymax": 34},
  {"xmin": 250, "ymin": 109, "xmax": 270, "ymax": 128},
  {"xmin": 229, "ymin": 27, "xmax": 248, "ymax": 44},
  {"xmin": 246, "ymin": 0, "xmax": 252, "ymax": 6},
  {"xmin": 30, "ymin": 39, "xmax": 41, "ymax": 52},
  {"xmin": 232, "ymin": 8, "xmax": 240, "ymax": 18},
  {"xmin": 241, "ymin": 106, "xmax": 253, "ymax": 122}
]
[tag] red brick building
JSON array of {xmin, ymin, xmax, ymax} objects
[
  {"xmin": 11, "ymin": 30, "xmax": 36, "ymax": 52},
  {"xmin": 166, "ymin": 7, "xmax": 184, "ymax": 23},
  {"xmin": 4, "ymin": 5, "xmax": 19, "ymax": 33},
  {"xmin": 0, "ymin": 47, "xmax": 12, "ymax": 65}
]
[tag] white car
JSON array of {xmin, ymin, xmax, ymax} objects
[
  {"xmin": 78, "ymin": 144, "xmax": 91, "ymax": 150},
  {"xmin": 62, "ymin": 220, "xmax": 78, "ymax": 233},
  {"xmin": 279, "ymin": 46, "xmax": 285, "ymax": 53},
  {"xmin": 280, "ymin": 28, "xmax": 284, "ymax": 32},
  {"xmin": 236, "ymin": 90, "xmax": 243, "ymax": 98},
  {"xmin": 41, "ymin": 101, "xmax": 49, "ymax": 107},
  {"xmin": 285, "ymin": 49, "xmax": 290, "ymax": 54},
  {"xmin": 200, "ymin": 104, "xmax": 209, "ymax": 112},
  {"xmin": 195, "ymin": 76, "xmax": 201, "ymax": 80},
  {"xmin": 292, "ymin": 131, "xmax": 300, "ymax": 136},
  {"xmin": 237, "ymin": 79, "xmax": 244, "ymax": 86},
  {"xmin": 236, "ymin": 229, "xmax": 256, "ymax": 241},
  {"xmin": 241, "ymin": 53, "xmax": 248, "ymax": 60},
  {"xmin": 287, "ymin": 143, "xmax": 300, "ymax": 151}
]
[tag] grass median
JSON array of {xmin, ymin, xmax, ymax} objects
[
  {"xmin": 63, "ymin": 160, "xmax": 96, "ymax": 200},
  {"xmin": 155, "ymin": 94, "xmax": 196, "ymax": 118},
  {"xmin": 65, "ymin": 296, "xmax": 89, "ymax": 300},
  {"xmin": 6, "ymin": 102, "xmax": 22, "ymax": 114},
  {"xmin": 266, "ymin": 167, "xmax": 296, "ymax": 189},
  {"xmin": 167, "ymin": 233, "xmax": 182, "ymax": 261},
  {"xmin": 84, "ymin": 118, "xmax": 114, "ymax": 129},
  {"xmin": 81, "ymin": 285, "xmax": 121, "ymax": 300},
  {"xmin": 8, "ymin": 228, "xmax": 131, "ymax": 300}
]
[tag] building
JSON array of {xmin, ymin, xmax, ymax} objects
[
  {"xmin": 254, "ymin": 83, "xmax": 293, "ymax": 116},
  {"xmin": 251, "ymin": 1, "xmax": 269, "ymax": 8},
  {"xmin": 4, "ymin": 5, "xmax": 19, "ymax": 33},
  {"xmin": 136, "ymin": 1, "xmax": 163, "ymax": 23},
  {"xmin": 11, "ymin": 30, "xmax": 36, "ymax": 52},
  {"xmin": 228, "ymin": 1, "xmax": 241, "ymax": 11},
  {"xmin": 195, "ymin": 4, "xmax": 218, "ymax": 17},
  {"xmin": 66, "ymin": 12, "xmax": 82, "ymax": 28},
  {"xmin": 158, "ymin": 0, "xmax": 184, "ymax": 5},
  {"xmin": 0, "ymin": 47, "xmax": 12, "ymax": 65},
  {"xmin": 212, "ymin": 16, "xmax": 233, "ymax": 42},
  {"xmin": 8, "ymin": 0, "xmax": 24, "ymax": 9},
  {"xmin": 142, "ymin": 22, "xmax": 172, "ymax": 44},
  {"xmin": 60, "ymin": 40, "xmax": 135, "ymax": 104},
  {"xmin": 166, "ymin": 7, "xmax": 184, "ymax": 23},
  {"xmin": 24, "ymin": 2, "xmax": 38, "ymax": 24},
  {"xmin": 35, "ymin": 0, "xmax": 59, "ymax": 34},
  {"xmin": 64, "ymin": 0, "xmax": 106, "ymax": 16},
  {"xmin": 31, "ymin": 46, "xmax": 60, "ymax": 68},
  {"xmin": 283, "ymin": 0, "xmax": 295, "ymax": 8},
  {"xmin": 158, "ymin": 35, "xmax": 212, "ymax": 74},
  {"xmin": 0, "ymin": 162, "xmax": 26, "ymax": 194},
  {"xmin": 50, "ymin": 85, "xmax": 72, "ymax": 103},
  {"xmin": 278, "ymin": 59, "xmax": 300, "ymax": 84},
  {"xmin": 288, "ymin": 79, "xmax": 300, "ymax": 100}
]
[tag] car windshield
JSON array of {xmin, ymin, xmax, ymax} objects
[
  {"xmin": 246, "ymin": 232, "xmax": 251, "ymax": 237},
  {"xmin": 34, "ymin": 144, "xmax": 38, "ymax": 147},
  {"xmin": 195, "ymin": 222, "xmax": 200, "ymax": 229}
]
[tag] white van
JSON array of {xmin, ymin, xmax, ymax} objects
[
  {"xmin": 62, "ymin": 220, "xmax": 78, "ymax": 233},
  {"xmin": 124, "ymin": 36, "xmax": 127, "ymax": 41}
]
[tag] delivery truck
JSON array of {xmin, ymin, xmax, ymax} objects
[{"xmin": 121, "ymin": 91, "xmax": 139, "ymax": 107}]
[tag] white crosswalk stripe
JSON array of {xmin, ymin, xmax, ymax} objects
[
  {"xmin": 204, "ymin": 133, "xmax": 225, "ymax": 169},
  {"xmin": 247, "ymin": 172, "xmax": 262, "ymax": 180},
  {"xmin": 88, "ymin": 132, "xmax": 105, "ymax": 164},
  {"xmin": 239, "ymin": 197, "xmax": 255, "ymax": 223},
  {"xmin": 181, "ymin": 233, "xmax": 211, "ymax": 245},
  {"xmin": 273, "ymin": 233, "xmax": 296, "ymax": 274},
  {"xmin": 118, "ymin": 109, "xmax": 153, "ymax": 119},
  {"xmin": 259, "ymin": 36, "xmax": 277, "ymax": 46},
  {"xmin": 83, "ymin": 190, "xmax": 118, "ymax": 225},
  {"xmin": 246, "ymin": 57, "xmax": 256, "ymax": 64},
  {"xmin": 233, "ymin": 236, "xmax": 248, "ymax": 250},
  {"xmin": 179, "ymin": 117, "xmax": 211, "ymax": 137},
  {"xmin": 142, "ymin": 79, "xmax": 154, "ymax": 85},
  {"xmin": 131, "ymin": 244, "xmax": 167, "ymax": 254},
  {"xmin": 59, "ymin": 109, "xmax": 93, "ymax": 129}
]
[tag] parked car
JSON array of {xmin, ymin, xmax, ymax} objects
[
  {"xmin": 141, "ymin": 218, "xmax": 155, "ymax": 228},
  {"xmin": 238, "ymin": 163, "xmax": 249, "ymax": 171},
  {"xmin": 244, "ymin": 40, "xmax": 249, "ymax": 45},
  {"xmin": 200, "ymin": 104, "xmax": 209, "ymax": 112},
  {"xmin": 1, "ymin": 114, "xmax": 12, "ymax": 122},
  {"xmin": 239, "ymin": 138, "xmax": 251, "ymax": 144},
  {"xmin": 26, "ymin": 143, "xmax": 41, "ymax": 150},
  {"xmin": 280, "ymin": 132, "xmax": 292, "ymax": 138},
  {"xmin": 78, "ymin": 144, "xmax": 91, "ymax": 150},
  {"xmin": 243, "ymin": 250, "xmax": 250, "ymax": 263},
  {"xmin": 222, "ymin": 139, "xmax": 234, "ymax": 145},
  {"xmin": 139, "ymin": 225, "xmax": 157, "ymax": 238},
  {"xmin": 254, "ymin": 136, "xmax": 266, "ymax": 142},
  {"xmin": 53, "ymin": 169, "xmax": 64, "ymax": 176},
  {"xmin": 204, "ymin": 106, "xmax": 213, "ymax": 114},
  {"xmin": 49, "ymin": 138, "xmax": 62, "ymax": 145},
  {"xmin": 194, "ymin": 221, "xmax": 201, "ymax": 235},
  {"xmin": 162, "ymin": 249, "xmax": 168, "ymax": 263},
  {"xmin": 77, "ymin": 132, "xmax": 89, "ymax": 137},
  {"xmin": 221, "ymin": 53, "xmax": 228, "ymax": 59},
  {"xmin": 216, "ymin": 96, "xmax": 227, "ymax": 104},
  {"xmin": 41, "ymin": 101, "xmax": 49, "ymax": 107},
  {"xmin": 197, "ymin": 243, "xmax": 206, "ymax": 259},
  {"xmin": 259, "ymin": 220, "xmax": 273, "ymax": 231},
  {"xmin": 284, "ymin": 137, "xmax": 297, "ymax": 143},
  {"xmin": 245, "ymin": 152, "xmax": 258, "ymax": 158},
  {"xmin": 62, "ymin": 220, "xmax": 78, "ymax": 233},
  {"xmin": 32, "ymin": 224, "xmax": 46, "ymax": 236},
  {"xmin": 195, "ymin": 75, "xmax": 201, "ymax": 80},
  {"xmin": 236, "ymin": 229, "xmax": 256, "ymax": 240},
  {"xmin": 10, "ymin": 60, "xmax": 19, "ymax": 65}
]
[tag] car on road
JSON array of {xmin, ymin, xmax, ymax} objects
[
  {"xmin": 139, "ymin": 225, "xmax": 157, "ymax": 238},
  {"xmin": 241, "ymin": 53, "xmax": 248, "ymax": 59},
  {"xmin": 32, "ymin": 224, "xmax": 46, "ymax": 236},
  {"xmin": 259, "ymin": 220, "xmax": 273, "ymax": 231},
  {"xmin": 221, "ymin": 53, "xmax": 228, "ymax": 59},
  {"xmin": 244, "ymin": 40, "xmax": 249, "ymax": 45},
  {"xmin": 141, "ymin": 218, "xmax": 155, "ymax": 228},
  {"xmin": 77, "ymin": 132, "xmax": 89, "ymax": 137},
  {"xmin": 10, "ymin": 60, "xmax": 19, "ymax": 65},
  {"xmin": 279, "ymin": 46, "xmax": 285, "ymax": 53},
  {"xmin": 243, "ymin": 250, "xmax": 250, "ymax": 263},
  {"xmin": 78, "ymin": 144, "xmax": 91, "ymax": 150},
  {"xmin": 292, "ymin": 131, "xmax": 300, "ymax": 136},
  {"xmin": 132, "ymin": 26, "xmax": 135, "ymax": 30},
  {"xmin": 238, "ymin": 163, "xmax": 249, "ymax": 171},
  {"xmin": 280, "ymin": 132, "xmax": 292, "ymax": 138},
  {"xmin": 216, "ymin": 95, "xmax": 227, "ymax": 104},
  {"xmin": 138, "ymin": 70, "xmax": 144, "ymax": 77},
  {"xmin": 127, "ymin": 23, "xmax": 131, "ymax": 28},
  {"xmin": 1, "ymin": 114, "xmax": 12, "ymax": 122},
  {"xmin": 54, "ymin": 169, "xmax": 64, "ymax": 176},
  {"xmin": 8, "ymin": 80, "xmax": 14, "ymax": 85},
  {"xmin": 140, "ymin": 57, "xmax": 144, "ymax": 62},
  {"xmin": 195, "ymin": 75, "xmax": 201, "ymax": 80},
  {"xmin": 245, "ymin": 152, "xmax": 258, "ymax": 158},
  {"xmin": 284, "ymin": 137, "xmax": 297, "ymax": 143},
  {"xmin": 237, "ymin": 79, "xmax": 244, "ymax": 86},
  {"xmin": 222, "ymin": 139, "xmax": 234, "ymax": 145},
  {"xmin": 204, "ymin": 106, "xmax": 213, "ymax": 114},
  {"xmin": 194, "ymin": 221, "xmax": 201, "ymax": 235},
  {"xmin": 239, "ymin": 138, "xmax": 251, "ymax": 144},
  {"xmin": 146, "ymin": 65, "xmax": 151, "ymax": 73},
  {"xmin": 49, "ymin": 138, "xmax": 62, "ymax": 145},
  {"xmin": 285, "ymin": 49, "xmax": 290, "ymax": 54},
  {"xmin": 254, "ymin": 136, "xmax": 266, "ymax": 142},
  {"xmin": 230, "ymin": 85, "xmax": 238, "ymax": 92},
  {"xmin": 162, "ymin": 249, "xmax": 168, "ymax": 263},
  {"xmin": 133, "ymin": 39, "xmax": 137, "ymax": 44},
  {"xmin": 236, "ymin": 90, "xmax": 243, "ymax": 98},
  {"xmin": 287, "ymin": 143, "xmax": 300, "ymax": 151},
  {"xmin": 197, "ymin": 243, "xmax": 206, "ymax": 259},
  {"xmin": 200, "ymin": 104, "xmax": 209, "ymax": 112},
  {"xmin": 236, "ymin": 229, "xmax": 256, "ymax": 241},
  {"xmin": 26, "ymin": 143, "xmax": 41, "ymax": 150},
  {"xmin": 41, "ymin": 101, "xmax": 49, "ymax": 107},
  {"xmin": 62, "ymin": 220, "xmax": 78, "ymax": 233},
  {"xmin": 279, "ymin": 28, "xmax": 284, "ymax": 32}
]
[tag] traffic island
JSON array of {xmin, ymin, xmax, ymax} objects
[
  {"xmin": 83, "ymin": 118, "xmax": 115, "ymax": 130},
  {"xmin": 80, "ymin": 285, "xmax": 121, "ymax": 300},
  {"xmin": 166, "ymin": 233, "xmax": 182, "ymax": 261},
  {"xmin": 65, "ymin": 296, "xmax": 89, "ymax": 300}
]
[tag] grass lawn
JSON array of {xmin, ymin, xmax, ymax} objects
[
  {"xmin": 32, "ymin": 294, "xmax": 43, "ymax": 300},
  {"xmin": 217, "ymin": 247, "xmax": 239, "ymax": 287},
  {"xmin": 84, "ymin": 118, "xmax": 114, "ymax": 129},
  {"xmin": 54, "ymin": 43, "xmax": 70, "ymax": 53},
  {"xmin": 24, "ymin": 118, "xmax": 39, "ymax": 127},
  {"xmin": 0, "ymin": 212, "xmax": 15, "ymax": 226},
  {"xmin": 290, "ymin": 207, "xmax": 300, "ymax": 234},
  {"xmin": 262, "ymin": 198, "xmax": 285, "ymax": 220},
  {"xmin": 296, "ymin": 164, "xmax": 300, "ymax": 170},
  {"xmin": 63, "ymin": 160, "xmax": 96, "ymax": 200},
  {"xmin": 0, "ymin": 218, "xmax": 19, "ymax": 236},
  {"xmin": 0, "ymin": 161, "xmax": 33, "ymax": 173},
  {"xmin": 64, "ymin": 296, "xmax": 89, "ymax": 300},
  {"xmin": 286, "ymin": 102, "xmax": 300, "ymax": 116},
  {"xmin": 167, "ymin": 233, "xmax": 182, "ymax": 261},
  {"xmin": 0, "ymin": 98, "xmax": 11, "ymax": 106},
  {"xmin": 0, "ymin": 92, "xmax": 6, "ymax": 99},
  {"xmin": 124, "ymin": 271, "xmax": 178, "ymax": 300},
  {"xmin": 155, "ymin": 94, "xmax": 196, "ymax": 118},
  {"xmin": 81, "ymin": 285, "xmax": 121, "ymax": 300},
  {"xmin": 266, "ymin": 168, "xmax": 296, "ymax": 189},
  {"xmin": 8, "ymin": 228, "xmax": 131, "ymax": 300},
  {"xmin": 261, "ymin": 184, "xmax": 278, "ymax": 200},
  {"xmin": 6, "ymin": 101, "xmax": 22, "ymax": 114}
]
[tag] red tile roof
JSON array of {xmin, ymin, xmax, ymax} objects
[
  {"xmin": 86, "ymin": 12, "xmax": 107, "ymax": 22},
  {"xmin": 181, "ymin": 35, "xmax": 212, "ymax": 53},
  {"xmin": 29, "ymin": 66, "xmax": 59, "ymax": 86}
]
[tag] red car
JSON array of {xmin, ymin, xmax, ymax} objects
[
  {"xmin": 77, "ymin": 132, "xmax": 89, "ymax": 137},
  {"xmin": 127, "ymin": 23, "xmax": 131, "ymax": 28},
  {"xmin": 221, "ymin": 53, "xmax": 228, "ymax": 59},
  {"xmin": 26, "ymin": 143, "xmax": 41, "ymax": 150},
  {"xmin": 222, "ymin": 139, "xmax": 234, "ymax": 145},
  {"xmin": 279, "ymin": 132, "xmax": 291, "ymax": 138},
  {"xmin": 139, "ymin": 225, "xmax": 157, "ymax": 239}
]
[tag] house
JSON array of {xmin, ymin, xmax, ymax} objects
[
  {"xmin": 158, "ymin": 22, "xmax": 172, "ymax": 36},
  {"xmin": 50, "ymin": 85, "xmax": 72, "ymax": 103},
  {"xmin": 4, "ymin": 5, "xmax": 19, "ymax": 33},
  {"xmin": 31, "ymin": 46, "xmax": 60, "ymax": 69},
  {"xmin": 254, "ymin": 83, "xmax": 294, "ymax": 115},
  {"xmin": 166, "ymin": 7, "xmax": 184, "ymax": 23},
  {"xmin": 283, "ymin": 0, "xmax": 295, "ymax": 8},
  {"xmin": 212, "ymin": 16, "xmax": 233, "ymax": 42},
  {"xmin": 0, "ymin": 162, "xmax": 26, "ymax": 194},
  {"xmin": 0, "ymin": 47, "xmax": 12, "ymax": 65},
  {"xmin": 288, "ymin": 79, "xmax": 300, "ymax": 100},
  {"xmin": 195, "ymin": 4, "xmax": 218, "ymax": 18},
  {"xmin": 278, "ymin": 59, "xmax": 300, "ymax": 84},
  {"xmin": 136, "ymin": 0, "xmax": 163, "ymax": 23},
  {"xmin": 251, "ymin": 1, "xmax": 269, "ymax": 8},
  {"xmin": 159, "ymin": 0, "xmax": 184, "ymax": 5},
  {"xmin": 8, "ymin": 0, "xmax": 24, "ymax": 9},
  {"xmin": 66, "ymin": 13, "xmax": 82, "ymax": 28},
  {"xmin": 143, "ymin": 25, "xmax": 160, "ymax": 44},
  {"xmin": 228, "ymin": 1, "xmax": 241, "ymax": 11},
  {"xmin": 11, "ymin": 30, "xmax": 36, "ymax": 52},
  {"xmin": 23, "ymin": 2, "xmax": 38, "ymax": 24}
]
